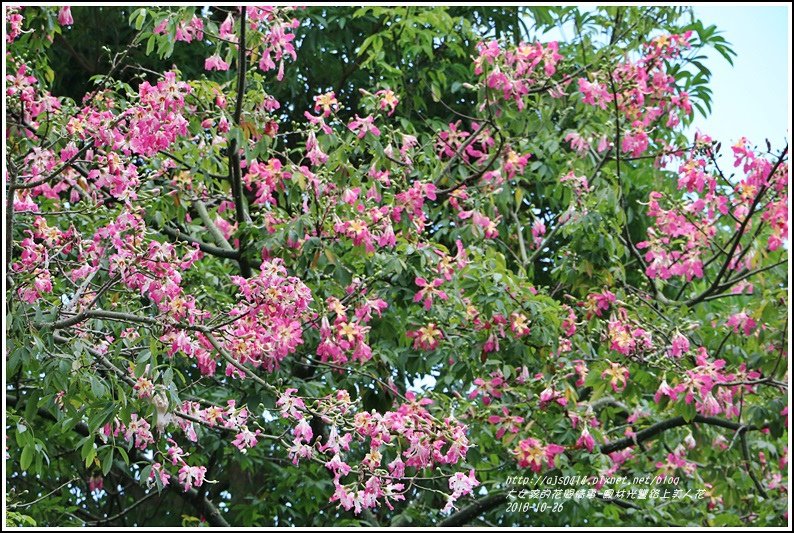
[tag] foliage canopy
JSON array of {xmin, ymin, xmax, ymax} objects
[{"xmin": 4, "ymin": 5, "xmax": 789, "ymax": 527}]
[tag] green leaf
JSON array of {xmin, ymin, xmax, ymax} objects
[
  {"xmin": 20, "ymin": 445, "xmax": 34, "ymax": 471},
  {"xmin": 102, "ymin": 448, "xmax": 114, "ymax": 476},
  {"xmin": 84, "ymin": 446, "xmax": 97, "ymax": 469},
  {"xmin": 146, "ymin": 34, "xmax": 156, "ymax": 55}
]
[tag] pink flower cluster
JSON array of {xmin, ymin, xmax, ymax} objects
[
  {"xmin": 732, "ymin": 137, "xmax": 789, "ymax": 251},
  {"xmin": 279, "ymin": 389, "xmax": 474, "ymax": 515},
  {"xmin": 316, "ymin": 290, "xmax": 387, "ymax": 366},
  {"xmin": 474, "ymin": 40, "xmax": 563, "ymax": 109},
  {"xmin": 141, "ymin": 398, "xmax": 271, "ymax": 491},
  {"xmin": 13, "ymin": 217, "xmax": 77, "ymax": 303},
  {"xmin": 249, "ymin": 8, "xmax": 299, "ymax": 81},
  {"xmin": 636, "ymin": 191, "xmax": 711, "ymax": 282},
  {"xmin": 223, "ymin": 259, "xmax": 313, "ymax": 373},
  {"xmin": 513, "ymin": 437, "xmax": 566, "ymax": 472},
  {"xmin": 638, "ymin": 137, "xmax": 787, "ymax": 282},
  {"xmin": 725, "ymin": 311, "xmax": 757, "ymax": 336},
  {"xmin": 435, "ymin": 121, "xmax": 494, "ymax": 165},
  {"xmin": 607, "ymin": 313, "xmax": 653, "ymax": 357},
  {"xmin": 6, "ymin": 7, "xmax": 24, "ymax": 42},
  {"xmin": 100, "ymin": 414, "xmax": 154, "ymax": 451},
  {"xmin": 654, "ymin": 350, "xmax": 762, "ymax": 418},
  {"xmin": 129, "ymin": 71, "xmax": 191, "ymax": 157},
  {"xmin": 393, "ymin": 180, "xmax": 437, "ymax": 233},
  {"xmin": 577, "ymin": 32, "xmax": 694, "ymax": 157},
  {"xmin": 153, "ymin": 14, "xmax": 204, "ymax": 43},
  {"xmin": 243, "ymin": 158, "xmax": 291, "ymax": 206}
]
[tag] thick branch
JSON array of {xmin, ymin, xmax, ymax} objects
[
  {"xmin": 158, "ymin": 225, "xmax": 240, "ymax": 260},
  {"xmin": 6, "ymin": 162, "xmax": 18, "ymax": 271},
  {"xmin": 228, "ymin": 8, "xmax": 252, "ymax": 278},
  {"xmin": 194, "ymin": 200, "xmax": 235, "ymax": 252},
  {"xmin": 436, "ymin": 493, "xmax": 507, "ymax": 527},
  {"xmin": 37, "ymin": 309, "xmax": 160, "ymax": 331},
  {"xmin": 601, "ymin": 415, "xmax": 756, "ymax": 454},
  {"xmin": 740, "ymin": 431, "xmax": 768, "ymax": 498}
]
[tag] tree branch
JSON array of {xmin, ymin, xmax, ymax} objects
[
  {"xmin": 37, "ymin": 309, "xmax": 161, "ymax": 331},
  {"xmin": 740, "ymin": 431, "xmax": 768, "ymax": 498},
  {"xmin": 229, "ymin": 8, "xmax": 252, "ymax": 278},
  {"xmin": 601, "ymin": 415, "xmax": 757, "ymax": 454},
  {"xmin": 679, "ymin": 147, "xmax": 788, "ymax": 307},
  {"xmin": 157, "ymin": 225, "xmax": 240, "ymax": 260},
  {"xmin": 436, "ymin": 493, "xmax": 507, "ymax": 527},
  {"xmin": 6, "ymin": 160, "xmax": 18, "ymax": 271},
  {"xmin": 193, "ymin": 200, "xmax": 235, "ymax": 252}
]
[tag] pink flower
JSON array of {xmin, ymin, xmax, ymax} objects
[
  {"xmin": 468, "ymin": 372, "xmax": 505, "ymax": 405},
  {"xmin": 443, "ymin": 470, "xmax": 480, "ymax": 512},
  {"xmin": 166, "ymin": 439, "xmax": 187, "ymax": 465},
  {"xmin": 7, "ymin": 9, "xmax": 23, "ymax": 42},
  {"xmin": 585, "ymin": 289, "xmax": 615, "ymax": 318},
  {"xmin": 232, "ymin": 427, "xmax": 262, "ymax": 453},
  {"xmin": 621, "ymin": 127, "xmax": 650, "ymax": 157},
  {"xmin": 318, "ymin": 426, "xmax": 352, "ymax": 455},
  {"xmin": 407, "ymin": 323, "xmax": 444, "ymax": 351},
  {"xmin": 325, "ymin": 454, "xmax": 352, "ymax": 480},
  {"xmin": 668, "ymin": 333, "xmax": 690, "ymax": 358},
  {"xmin": 531, "ymin": 220, "xmax": 546, "ymax": 248},
  {"xmin": 88, "ymin": 475, "xmax": 103, "ymax": 492},
  {"xmin": 375, "ymin": 89, "xmax": 399, "ymax": 116},
  {"xmin": 510, "ymin": 312, "xmax": 530, "ymax": 337},
  {"xmin": 726, "ymin": 312, "xmax": 757, "ymax": 336},
  {"xmin": 293, "ymin": 418, "xmax": 313, "ymax": 443},
  {"xmin": 58, "ymin": 7, "xmax": 74, "ymax": 26},
  {"xmin": 601, "ymin": 361, "xmax": 629, "ymax": 393},
  {"xmin": 149, "ymin": 463, "xmax": 171, "ymax": 488},
  {"xmin": 503, "ymin": 149, "xmax": 530, "ymax": 178},
  {"xmin": 276, "ymin": 388, "xmax": 305, "ymax": 419},
  {"xmin": 577, "ymin": 428, "xmax": 596, "ymax": 453},
  {"xmin": 578, "ymin": 78, "xmax": 612, "ymax": 109},
  {"xmin": 124, "ymin": 414, "xmax": 154, "ymax": 450},
  {"xmin": 654, "ymin": 378, "xmax": 678, "ymax": 403},
  {"xmin": 178, "ymin": 464, "xmax": 207, "ymax": 492},
  {"xmin": 204, "ymin": 54, "xmax": 230, "ymax": 71},
  {"xmin": 413, "ymin": 276, "xmax": 448, "ymax": 311},
  {"xmin": 134, "ymin": 375, "xmax": 154, "ymax": 399},
  {"xmin": 561, "ymin": 305, "xmax": 577, "ymax": 337},
  {"xmin": 487, "ymin": 406, "xmax": 524, "ymax": 439},
  {"xmin": 348, "ymin": 114, "xmax": 380, "ymax": 138},
  {"xmin": 306, "ymin": 131, "xmax": 328, "ymax": 166},
  {"xmin": 313, "ymin": 91, "xmax": 339, "ymax": 117},
  {"xmin": 565, "ymin": 132, "xmax": 590, "ymax": 156},
  {"xmin": 287, "ymin": 438, "xmax": 313, "ymax": 465},
  {"xmin": 513, "ymin": 438, "xmax": 565, "ymax": 472}
]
